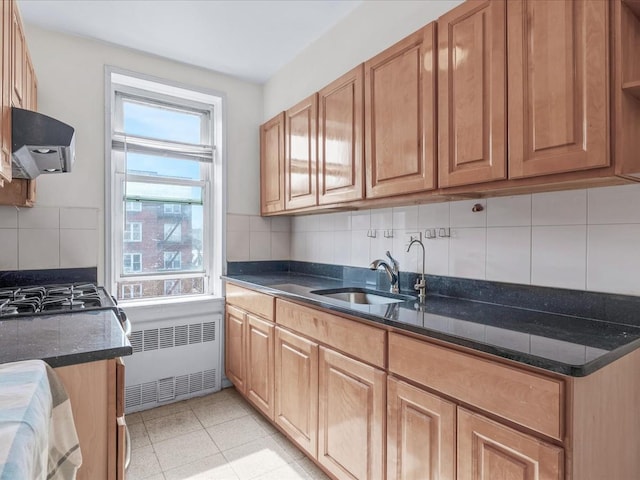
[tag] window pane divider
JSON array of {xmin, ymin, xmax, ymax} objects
[
  {"xmin": 112, "ymin": 132, "xmax": 214, "ymax": 162},
  {"xmin": 119, "ymin": 272, "xmax": 206, "ymax": 282}
]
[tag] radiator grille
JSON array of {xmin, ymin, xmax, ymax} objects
[
  {"xmin": 131, "ymin": 321, "xmax": 216, "ymax": 352},
  {"xmin": 125, "ymin": 369, "xmax": 218, "ymax": 409}
]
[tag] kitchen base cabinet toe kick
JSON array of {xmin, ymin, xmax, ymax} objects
[{"xmin": 224, "ymin": 282, "xmax": 640, "ymax": 480}]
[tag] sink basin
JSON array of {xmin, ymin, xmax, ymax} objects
[{"xmin": 310, "ymin": 288, "xmax": 415, "ymax": 305}]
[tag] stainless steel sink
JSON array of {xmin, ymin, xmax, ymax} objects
[{"xmin": 310, "ymin": 288, "xmax": 415, "ymax": 305}]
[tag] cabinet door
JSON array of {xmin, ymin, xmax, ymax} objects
[
  {"xmin": 260, "ymin": 113, "xmax": 285, "ymax": 215},
  {"xmin": 364, "ymin": 24, "xmax": 436, "ymax": 199},
  {"xmin": 318, "ymin": 346, "xmax": 385, "ymax": 480},
  {"xmin": 225, "ymin": 305, "xmax": 247, "ymax": 394},
  {"xmin": 387, "ymin": 377, "xmax": 455, "ymax": 480},
  {"xmin": 508, "ymin": 0, "xmax": 609, "ymax": 178},
  {"xmin": 318, "ymin": 64, "xmax": 364, "ymax": 205},
  {"xmin": 458, "ymin": 408, "xmax": 563, "ymax": 480},
  {"xmin": 11, "ymin": 1, "xmax": 24, "ymax": 108},
  {"xmin": 274, "ymin": 326, "xmax": 319, "ymax": 458},
  {"xmin": 55, "ymin": 360, "xmax": 113, "ymax": 480},
  {"xmin": 24, "ymin": 51, "xmax": 35, "ymax": 111},
  {"xmin": 438, "ymin": 0, "xmax": 507, "ymax": 188},
  {"xmin": 285, "ymin": 94, "xmax": 317, "ymax": 210},
  {"xmin": 246, "ymin": 314, "xmax": 275, "ymax": 420},
  {"xmin": 0, "ymin": 0, "xmax": 11, "ymax": 183}
]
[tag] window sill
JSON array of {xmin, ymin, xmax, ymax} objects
[{"xmin": 120, "ymin": 294, "xmax": 224, "ymax": 323}]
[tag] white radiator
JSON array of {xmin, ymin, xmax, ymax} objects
[{"xmin": 123, "ymin": 312, "xmax": 222, "ymax": 413}]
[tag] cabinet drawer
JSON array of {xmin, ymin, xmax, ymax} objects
[
  {"xmin": 226, "ymin": 283, "xmax": 275, "ymax": 320},
  {"xmin": 276, "ymin": 299, "xmax": 386, "ymax": 368},
  {"xmin": 389, "ymin": 333, "xmax": 564, "ymax": 440}
]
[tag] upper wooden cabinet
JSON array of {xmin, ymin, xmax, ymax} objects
[
  {"xmin": 318, "ymin": 64, "xmax": 364, "ymax": 205},
  {"xmin": 10, "ymin": 0, "xmax": 24, "ymax": 108},
  {"xmin": 0, "ymin": 0, "xmax": 12, "ymax": 183},
  {"xmin": 285, "ymin": 94, "xmax": 318, "ymax": 210},
  {"xmin": 364, "ymin": 24, "xmax": 436, "ymax": 199},
  {"xmin": 438, "ymin": 0, "xmax": 507, "ymax": 188},
  {"xmin": 260, "ymin": 113, "xmax": 286, "ymax": 215},
  {"xmin": 508, "ymin": 0, "xmax": 609, "ymax": 179}
]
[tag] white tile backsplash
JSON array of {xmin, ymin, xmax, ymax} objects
[
  {"xmin": 587, "ymin": 183, "xmax": 640, "ymax": 225},
  {"xmin": 449, "ymin": 228, "xmax": 486, "ymax": 279},
  {"xmin": 227, "ymin": 214, "xmax": 250, "ymax": 232},
  {"xmin": 249, "ymin": 215, "xmax": 271, "ymax": 232},
  {"xmin": 60, "ymin": 207, "xmax": 98, "ymax": 229},
  {"xmin": 270, "ymin": 232, "xmax": 290, "ymax": 260},
  {"xmin": 226, "ymin": 230, "xmax": 250, "ymax": 261},
  {"xmin": 18, "ymin": 229, "xmax": 60, "ymax": 269},
  {"xmin": 450, "ymin": 199, "xmax": 486, "ymax": 228},
  {"xmin": 0, "ymin": 207, "xmax": 18, "ymax": 228},
  {"xmin": 0, "ymin": 229, "xmax": 18, "ymax": 269},
  {"xmin": 350, "ymin": 210, "xmax": 371, "ymax": 231},
  {"xmin": 532, "ymin": 190, "xmax": 587, "ymax": 226},
  {"xmin": 60, "ymin": 229, "xmax": 98, "ymax": 267},
  {"xmin": 370, "ymin": 208, "xmax": 392, "ymax": 230},
  {"xmin": 531, "ymin": 225, "xmax": 587, "ymax": 290},
  {"xmin": 424, "ymin": 236, "xmax": 449, "ymax": 276},
  {"xmin": 486, "ymin": 196, "xmax": 531, "ymax": 227},
  {"xmin": 269, "ymin": 216, "xmax": 291, "ymax": 232},
  {"xmin": 418, "ymin": 202, "xmax": 450, "ymax": 229},
  {"xmin": 587, "ymin": 224, "xmax": 640, "ymax": 295},
  {"xmin": 486, "ymin": 227, "xmax": 531, "ymax": 284},
  {"xmin": 18, "ymin": 207, "xmax": 60, "ymax": 229},
  {"xmin": 392, "ymin": 206, "xmax": 418, "ymax": 230},
  {"xmin": 249, "ymin": 231, "xmax": 271, "ymax": 260}
]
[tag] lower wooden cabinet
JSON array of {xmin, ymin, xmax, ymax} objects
[
  {"xmin": 318, "ymin": 346, "xmax": 385, "ymax": 480},
  {"xmin": 387, "ymin": 377, "xmax": 456, "ymax": 480},
  {"xmin": 55, "ymin": 358, "xmax": 123, "ymax": 480},
  {"xmin": 457, "ymin": 408, "xmax": 563, "ymax": 480},
  {"xmin": 246, "ymin": 313, "xmax": 275, "ymax": 419},
  {"xmin": 225, "ymin": 305, "xmax": 247, "ymax": 394},
  {"xmin": 274, "ymin": 326, "xmax": 319, "ymax": 458}
]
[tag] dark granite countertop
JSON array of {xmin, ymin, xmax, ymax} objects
[
  {"xmin": 223, "ymin": 271, "xmax": 640, "ymax": 377},
  {"xmin": 0, "ymin": 309, "xmax": 132, "ymax": 368}
]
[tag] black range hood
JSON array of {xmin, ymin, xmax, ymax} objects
[{"xmin": 11, "ymin": 107, "xmax": 75, "ymax": 179}]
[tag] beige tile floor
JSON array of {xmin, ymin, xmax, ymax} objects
[{"xmin": 125, "ymin": 387, "xmax": 330, "ymax": 480}]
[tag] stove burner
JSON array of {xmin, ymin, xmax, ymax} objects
[{"xmin": 0, "ymin": 282, "xmax": 112, "ymax": 317}]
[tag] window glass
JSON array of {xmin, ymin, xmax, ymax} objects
[
  {"xmin": 124, "ymin": 222, "xmax": 142, "ymax": 242},
  {"xmin": 126, "ymin": 152, "xmax": 201, "ymax": 181},
  {"xmin": 163, "ymin": 252, "xmax": 181, "ymax": 270},
  {"xmin": 123, "ymin": 253, "xmax": 142, "ymax": 273},
  {"xmin": 164, "ymin": 224, "xmax": 181, "ymax": 242},
  {"xmin": 123, "ymin": 99, "xmax": 202, "ymax": 144}
]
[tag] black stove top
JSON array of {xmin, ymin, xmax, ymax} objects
[{"xmin": 0, "ymin": 283, "xmax": 117, "ymax": 318}]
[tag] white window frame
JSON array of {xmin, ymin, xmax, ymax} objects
[
  {"xmin": 124, "ymin": 222, "xmax": 142, "ymax": 242},
  {"xmin": 105, "ymin": 67, "xmax": 226, "ymax": 303}
]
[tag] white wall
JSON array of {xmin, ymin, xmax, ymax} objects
[
  {"xmin": 0, "ymin": 25, "xmax": 263, "ymax": 281},
  {"xmin": 263, "ymin": 0, "xmax": 463, "ymax": 119}
]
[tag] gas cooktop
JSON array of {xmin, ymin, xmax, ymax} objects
[{"xmin": 0, "ymin": 283, "xmax": 117, "ymax": 318}]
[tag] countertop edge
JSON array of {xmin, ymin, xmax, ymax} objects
[{"xmin": 223, "ymin": 276, "xmax": 640, "ymax": 377}]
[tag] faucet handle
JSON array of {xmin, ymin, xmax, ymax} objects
[{"xmin": 385, "ymin": 251, "xmax": 399, "ymax": 272}]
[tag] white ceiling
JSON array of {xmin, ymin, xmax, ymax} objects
[{"xmin": 18, "ymin": 0, "xmax": 363, "ymax": 84}]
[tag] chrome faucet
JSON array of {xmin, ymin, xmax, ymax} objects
[
  {"xmin": 369, "ymin": 251, "xmax": 400, "ymax": 294},
  {"xmin": 407, "ymin": 238, "xmax": 427, "ymax": 302}
]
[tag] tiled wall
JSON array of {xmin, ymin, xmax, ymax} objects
[
  {"xmin": 226, "ymin": 214, "xmax": 291, "ymax": 262},
  {"xmin": 0, "ymin": 206, "xmax": 99, "ymax": 270},
  {"xmin": 276, "ymin": 183, "xmax": 640, "ymax": 296}
]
